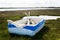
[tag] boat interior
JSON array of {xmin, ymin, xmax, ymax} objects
[{"xmin": 10, "ymin": 17, "xmax": 43, "ymax": 28}]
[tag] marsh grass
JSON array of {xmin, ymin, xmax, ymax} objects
[{"xmin": 0, "ymin": 9, "xmax": 60, "ymax": 40}]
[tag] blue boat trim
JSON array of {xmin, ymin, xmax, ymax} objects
[
  {"xmin": 8, "ymin": 20, "xmax": 45, "ymax": 31},
  {"xmin": 24, "ymin": 20, "xmax": 45, "ymax": 31},
  {"xmin": 8, "ymin": 23, "xmax": 16, "ymax": 28}
]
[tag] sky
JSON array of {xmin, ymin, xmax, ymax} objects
[{"xmin": 0, "ymin": 0, "xmax": 60, "ymax": 7}]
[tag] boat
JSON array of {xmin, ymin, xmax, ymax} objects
[{"xmin": 7, "ymin": 12, "xmax": 45, "ymax": 36}]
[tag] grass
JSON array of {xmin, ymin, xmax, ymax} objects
[{"xmin": 0, "ymin": 9, "xmax": 60, "ymax": 40}]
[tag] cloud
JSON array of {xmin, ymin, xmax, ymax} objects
[{"xmin": 0, "ymin": 0, "xmax": 60, "ymax": 7}]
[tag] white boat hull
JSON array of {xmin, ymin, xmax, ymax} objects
[{"xmin": 8, "ymin": 19, "xmax": 45, "ymax": 36}]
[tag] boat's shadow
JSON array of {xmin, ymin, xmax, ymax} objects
[
  {"xmin": 31, "ymin": 26, "xmax": 49, "ymax": 40},
  {"xmin": 9, "ymin": 26, "xmax": 49, "ymax": 40}
]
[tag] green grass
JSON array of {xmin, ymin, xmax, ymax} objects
[{"xmin": 0, "ymin": 9, "xmax": 60, "ymax": 40}]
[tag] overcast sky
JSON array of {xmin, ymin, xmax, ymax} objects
[{"xmin": 0, "ymin": 0, "xmax": 60, "ymax": 7}]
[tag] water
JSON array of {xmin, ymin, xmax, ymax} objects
[
  {"xmin": 39, "ymin": 15, "xmax": 60, "ymax": 20},
  {"xmin": 0, "ymin": 7, "xmax": 60, "ymax": 11}
]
